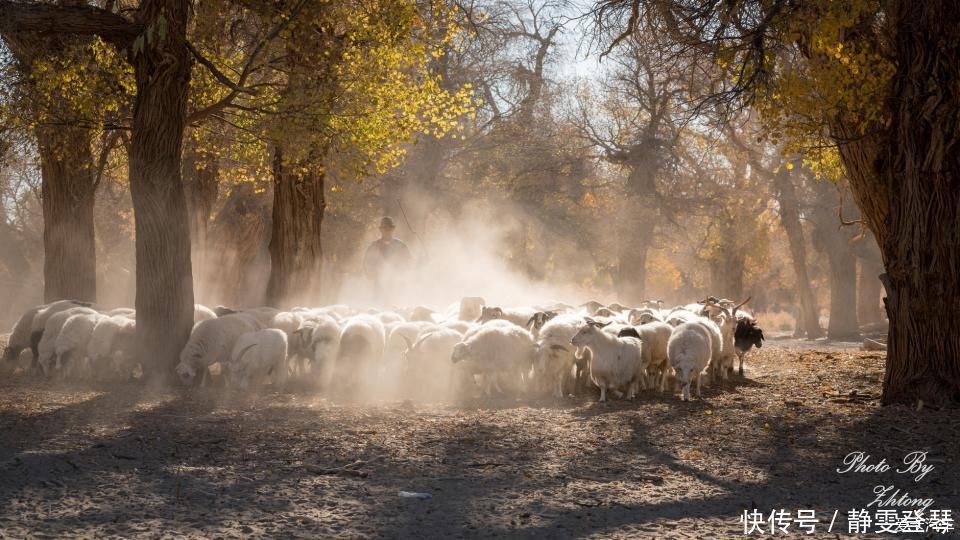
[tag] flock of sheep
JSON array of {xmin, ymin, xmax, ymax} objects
[{"xmin": 2, "ymin": 296, "xmax": 765, "ymax": 402}]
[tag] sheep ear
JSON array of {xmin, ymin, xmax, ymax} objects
[{"xmin": 597, "ymin": 321, "xmax": 611, "ymax": 328}]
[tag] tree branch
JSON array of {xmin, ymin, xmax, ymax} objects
[
  {"xmin": 185, "ymin": 41, "xmax": 256, "ymax": 95},
  {"xmin": 0, "ymin": 1, "xmax": 141, "ymax": 47}
]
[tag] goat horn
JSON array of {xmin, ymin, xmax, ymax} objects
[
  {"xmin": 733, "ymin": 296, "xmax": 752, "ymax": 313},
  {"xmin": 526, "ymin": 315, "xmax": 539, "ymax": 329},
  {"xmin": 413, "ymin": 332, "xmax": 433, "ymax": 350}
]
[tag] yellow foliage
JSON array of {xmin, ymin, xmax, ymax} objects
[{"xmin": 718, "ymin": 0, "xmax": 894, "ymax": 181}]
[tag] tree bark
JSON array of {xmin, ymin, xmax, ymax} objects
[
  {"xmin": 127, "ymin": 0, "xmax": 194, "ymax": 380},
  {"xmin": 857, "ymin": 250, "xmax": 884, "ymax": 326},
  {"xmin": 2, "ymin": 9, "xmax": 98, "ymax": 303},
  {"xmin": 875, "ymin": 1, "xmax": 960, "ymax": 406},
  {"xmin": 707, "ymin": 244, "xmax": 745, "ymax": 301},
  {"xmin": 266, "ymin": 146, "xmax": 325, "ymax": 308},
  {"xmin": 36, "ymin": 128, "xmax": 97, "ymax": 303},
  {"xmin": 615, "ymin": 212, "xmax": 653, "ymax": 304},
  {"xmin": 773, "ymin": 169, "xmax": 823, "ymax": 338},
  {"xmin": 183, "ymin": 143, "xmax": 219, "ymax": 302},
  {"xmin": 809, "ymin": 182, "xmax": 860, "ymax": 339},
  {"xmin": 0, "ymin": 0, "xmax": 196, "ymax": 381},
  {"xmin": 823, "ymin": 240, "xmax": 859, "ymax": 339}
]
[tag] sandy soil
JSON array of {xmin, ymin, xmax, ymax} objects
[{"xmin": 0, "ymin": 339, "xmax": 958, "ymax": 539}]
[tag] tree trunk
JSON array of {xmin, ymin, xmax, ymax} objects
[
  {"xmin": 266, "ymin": 147, "xmax": 325, "ymax": 307},
  {"xmin": 708, "ymin": 250, "xmax": 745, "ymax": 301},
  {"xmin": 773, "ymin": 169, "xmax": 823, "ymax": 338},
  {"xmin": 809, "ymin": 183, "xmax": 861, "ymax": 339},
  {"xmin": 857, "ymin": 253, "xmax": 884, "ymax": 326},
  {"xmin": 2, "ymin": 13, "xmax": 98, "ymax": 303},
  {"xmin": 824, "ymin": 242, "xmax": 859, "ymax": 339},
  {"xmin": 36, "ymin": 127, "xmax": 97, "ymax": 303},
  {"xmin": 875, "ymin": 1, "xmax": 960, "ymax": 406},
  {"xmin": 183, "ymin": 143, "xmax": 219, "ymax": 302},
  {"xmin": 615, "ymin": 215, "xmax": 652, "ymax": 304},
  {"xmin": 127, "ymin": 0, "xmax": 194, "ymax": 380},
  {"xmin": 615, "ymin": 163, "xmax": 659, "ymax": 304}
]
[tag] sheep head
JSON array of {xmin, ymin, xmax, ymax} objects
[
  {"xmin": 175, "ymin": 361, "xmax": 198, "ymax": 386},
  {"xmin": 476, "ymin": 306, "xmax": 504, "ymax": 323},
  {"xmin": 735, "ymin": 318, "xmax": 765, "ymax": 351},
  {"xmin": 450, "ymin": 341, "xmax": 470, "ymax": 364},
  {"xmin": 571, "ymin": 319, "xmax": 609, "ymax": 347},
  {"xmin": 526, "ymin": 311, "xmax": 558, "ymax": 332},
  {"xmin": 1, "ymin": 346, "xmax": 18, "ymax": 363}
]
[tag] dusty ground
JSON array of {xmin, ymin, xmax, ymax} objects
[{"xmin": 0, "ymin": 338, "xmax": 958, "ymax": 539}]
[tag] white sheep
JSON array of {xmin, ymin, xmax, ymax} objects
[
  {"xmin": 29, "ymin": 300, "xmax": 93, "ymax": 366},
  {"xmin": 667, "ymin": 321, "xmax": 713, "ymax": 401},
  {"xmin": 476, "ymin": 305, "xmax": 538, "ymax": 328},
  {"xmin": 464, "ymin": 318, "xmax": 519, "ymax": 340},
  {"xmin": 699, "ymin": 298, "xmax": 750, "ymax": 382},
  {"xmin": 571, "ymin": 319, "xmax": 645, "ymax": 402},
  {"xmin": 54, "ymin": 312, "xmax": 104, "ymax": 378},
  {"xmin": 665, "ymin": 308, "xmax": 698, "ymax": 327},
  {"xmin": 635, "ymin": 321, "xmax": 674, "ymax": 392},
  {"xmin": 402, "ymin": 327, "xmax": 463, "ymax": 399},
  {"xmin": 628, "ymin": 308, "xmax": 664, "ymax": 325},
  {"xmin": 233, "ymin": 307, "xmax": 280, "ymax": 327},
  {"xmin": 332, "ymin": 315, "xmax": 385, "ymax": 392},
  {"xmin": 533, "ymin": 314, "xmax": 583, "ymax": 398},
  {"xmin": 406, "ymin": 306, "xmax": 436, "ymax": 322},
  {"xmin": 525, "ymin": 310, "xmax": 560, "ymax": 339},
  {"xmin": 37, "ymin": 306, "xmax": 98, "ymax": 376},
  {"xmin": 194, "ymin": 304, "xmax": 217, "ymax": 323},
  {"xmin": 3, "ymin": 304, "xmax": 45, "ymax": 364},
  {"xmin": 373, "ymin": 311, "xmax": 405, "ymax": 326},
  {"xmin": 384, "ymin": 321, "xmax": 435, "ymax": 365},
  {"xmin": 451, "ymin": 322, "xmax": 536, "ymax": 397},
  {"xmin": 441, "ymin": 320, "xmax": 472, "ymax": 335},
  {"xmin": 87, "ymin": 315, "xmax": 137, "ymax": 380},
  {"xmin": 228, "ymin": 328, "xmax": 289, "ymax": 389},
  {"xmin": 176, "ymin": 315, "xmax": 262, "ymax": 386},
  {"xmin": 458, "ymin": 296, "xmax": 486, "ymax": 321}
]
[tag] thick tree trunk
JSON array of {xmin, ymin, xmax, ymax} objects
[
  {"xmin": 36, "ymin": 127, "xmax": 97, "ymax": 303},
  {"xmin": 875, "ymin": 1, "xmax": 960, "ymax": 406},
  {"xmin": 266, "ymin": 147, "xmax": 325, "ymax": 307},
  {"xmin": 2, "ymin": 13, "xmax": 98, "ymax": 303},
  {"xmin": 773, "ymin": 169, "xmax": 823, "ymax": 338},
  {"xmin": 127, "ymin": 0, "xmax": 194, "ymax": 380}
]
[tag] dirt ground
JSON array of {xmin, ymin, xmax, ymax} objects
[{"xmin": 1, "ymin": 338, "xmax": 958, "ymax": 539}]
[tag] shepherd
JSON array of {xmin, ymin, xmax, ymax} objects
[{"xmin": 362, "ymin": 216, "xmax": 413, "ymax": 305}]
